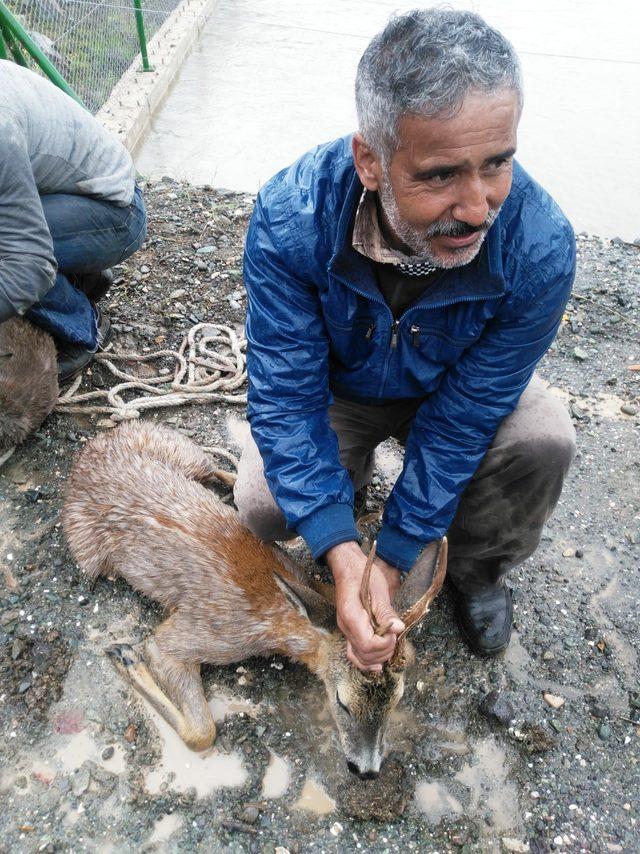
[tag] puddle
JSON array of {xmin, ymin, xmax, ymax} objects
[
  {"xmin": 294, "ymin": 777, "xmax": 336, "ymax": 815},
  {"xmin": 415, "ymin": 781, "xmax": 463, "ymax": 824},
  {"xmin": 148, "ymin": 812, "xmax": 184, "ymax": 844},
  {"xmin": 209, "ymin": 690, "xmax": 261, "ymax": 722},
  {"xmin": 590, "ymin": 574, "xmax": 638, "ymax": 678},
  {"xmin": 142, "ymin": 699, "xmax": 248, "ymax": 797},
  {"xmin": 54, "ymin": 731, "xmax": 126, "ymax": 775},
  {"xmin": 454, "ymin": 737, "xmax": 521, "ymax": 832},
  {"xmin": 547, "ymin": 386, "xmax": 634, "ymax": 421},
  {"xmin": 261, "ymin": 750, "xmax": 291, "ymax": 798}
]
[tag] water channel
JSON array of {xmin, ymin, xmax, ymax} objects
[{"xmin": 136, "ymin": 0, "xmax": 640, "ymax": 241}]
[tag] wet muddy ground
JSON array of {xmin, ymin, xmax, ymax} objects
[{"xmin": 1, "ymin": 180, "xmax": 639, "ymax": 853}]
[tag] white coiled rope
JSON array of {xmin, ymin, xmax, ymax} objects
[{"xmin": 55, "ymin": 323, "xmax": 247, "ymax": 424}]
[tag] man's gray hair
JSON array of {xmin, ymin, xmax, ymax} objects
[{"xmin": 355, "ymin": 8, "xmax": 522, "ymax": 161}]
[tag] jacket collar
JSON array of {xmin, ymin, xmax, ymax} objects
[{"xmin": 329, "ymin": 166, "xmax": 507, "ymax": 309}]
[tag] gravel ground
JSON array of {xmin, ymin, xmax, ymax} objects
[{"xmin": 0, "ymin": 180, "xmax": 638, "ymax": 854}]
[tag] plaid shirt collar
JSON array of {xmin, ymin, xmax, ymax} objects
[{"xmin": 351, "ymin": 189, "xmax": 434, "ymax": 267}]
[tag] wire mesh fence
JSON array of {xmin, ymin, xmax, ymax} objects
[{"xmin": 4, "ymin": 0, "xmax": 182, "ymax": 112}]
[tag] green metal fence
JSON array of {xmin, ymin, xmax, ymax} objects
[{"xmin": 2, "ymin": 0, "xmax": 183, "ymax": 113}]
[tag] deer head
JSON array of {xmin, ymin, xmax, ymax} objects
[{"xmin": 275, "ymin": 538, "xmax": 447, "ymax": 778}]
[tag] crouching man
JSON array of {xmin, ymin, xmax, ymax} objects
[
  {"xmin": 0, "ymin": 60, "xmax": 146, "ymax": 394},
  {"xmin": 234, "ymin": 9, "xmax": 576, "ymax": 668}
]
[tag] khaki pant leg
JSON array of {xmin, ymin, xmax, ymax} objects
[{"xmin": 446, "ymin": 375, "xmax": 576, "ymax": 592}]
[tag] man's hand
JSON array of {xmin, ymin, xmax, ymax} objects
[{"xmin": 326, "ymin": 540, "xmax": 404, "ymax": 672}]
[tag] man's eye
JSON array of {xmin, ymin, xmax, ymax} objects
[{"xmin": 336, "ymin": 691, "xmax": 351, "ymax": 716}]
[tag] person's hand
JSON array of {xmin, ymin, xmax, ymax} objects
[{"xmin": 326, "ymin": 540, "xmax": 404, "ymax": 672}]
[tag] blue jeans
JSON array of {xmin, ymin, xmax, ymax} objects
[{"xmin": 27, "ymin": 186, "xmax": 147, "ymax": 348}]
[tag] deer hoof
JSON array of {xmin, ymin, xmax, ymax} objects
[{"xmin": 106, "ymin": 642, "xmax": 142, "ymax": 670}]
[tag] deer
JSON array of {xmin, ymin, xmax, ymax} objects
[
  {"xmin": 0, "ymin": 317, "xmax": 59, "ymax": 450},
  {"xmin": 62, "ymin": 420, "xmax": 447, "ymax": 779}
]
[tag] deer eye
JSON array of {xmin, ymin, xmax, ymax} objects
[{"xmin": 336, "ymin": 690, "xmax": 351, "ymax": 716}]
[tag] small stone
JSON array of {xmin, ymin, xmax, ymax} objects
[
  {"xmin": 140, "ymin": 265, "xmax": 150, "ymax": 274},
  {"xmin": 17, "ymin": 676, "xmax": 32, "ymax": 694},
  {"xmin": 575, "ymin": 549, "xmax": 584, "ymax": 558},
  {"xmin": 124, "ymin": 723, "xmax": 137, "ymax": 743},
  {"xmin": 597, "ymin": 723, "xmax": 611, "ymax": 741},
  {"xmin": 478, "ymin": 690, "xmax": 516, "ymax": 726},
  {"xmin": 621, "ymin": 404, "xmax": 638, "ymax": 416},
  {"xmin": 239, "ymin": 805, "xmax": 259, "ymax": 824},
  {"xmin": 101, "ymin": 746, "xmax": 115, "ymax": 761},
  {"xmin": 550, "ymin": 719, "xmax": 563, "ymax": 733},
  {"xmin": 542, "ymin": 650, "xmax": 555, "ymax": 661},
  {"xmin": 562, "ymin": 548, "xmax": 575, "ymax": 558},
  {"xmin": 196, "ymin": 245, "xmax": 217, "ymax": 254},
  {"xmin": 572, "ymin": 347, "xmax": 588, "ymax": 361},
  {"xmin": 329, "ymin": 822, "xmax": 343, "ymax": 836},
  {"xmin": 502, "ymin": 839, "xmax": 530, "ymax": 853},
  {"xmin": 275, "ymin": 848, "xmax": 291, "ymax": 854},
  {"xmin": 543, "ymin": 692, "xmax": 565, "ymax": 710},
  {"xmin": 169, "ymin": 288, "xmax": 186, "ymax": 299},
  {"xmin": 72, "ymin": 765, "xmax": 91, "ymax": 796}
]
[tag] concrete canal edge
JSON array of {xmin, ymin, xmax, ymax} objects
[{"xmin": 97, "ymin": 0, "xmax": 217, "ymax": 152}]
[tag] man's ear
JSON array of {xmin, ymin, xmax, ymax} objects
[{"xmin": 352, "ymin": 133, "xmax": 382, "ymax": 192}]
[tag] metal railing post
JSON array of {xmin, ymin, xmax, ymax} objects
[
  {"xmin": 0, "ymin": 0, "xmax": 84, "ymax": 105},
  {"xmin": 133, "ymin": 0, "xmax": 154, "ymax": 72}
]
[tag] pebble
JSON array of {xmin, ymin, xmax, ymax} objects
[
  {"xmin": 71, "ymin": 766, "xmax": 91, "ymax": 796},
  {"xmin": 329, "ymin": 822, "xmax": 343, "ymax": 836},
  {"xmin": 621, "ymin": 403, "xmax": 638, "ymax": 416},
  {"xmin": 196, "ymin": 245, "xmax": 217, "ymax": 254},
  {"xmin": 543, "ymin": 692, "xmax": 565, "ymax": 710},
  {"xmin": 573, "ymin": 347, "xmax": 589, "ymax": 361},
  {"xmin": 597, "ymin": 723, "xmax": 612, "ymax": 741},
  {"xmin": 124, "ymin": 723, "xmax": 137, "ymax": 743},
  {"xmin": 101, "ymin": 746, "xmax": 115, "ymax": 761},
  {"xmin": 239, "ymin": 805, "xmax": 259, "ymax": 824},
  {"xmin": 502, "ymin": 839, "xmax": 530, "ymax": 853},
  {"xmin": 479, "ymin": 689, "xmax": 516, "ymax": 726},
  {"xmin": 169, "ymin": 288, "xmax": 186, "ymax": 299}
]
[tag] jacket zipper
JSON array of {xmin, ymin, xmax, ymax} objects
[
  {"xmin": 365, "ymin": 322, "xmax": 375, "ymax": 341},
  {"xmin": 410, "ymin": 324, "xmax": 420, "ymax": 347},
  {"xmin": 330, "ymin": 273, "xmax": 503, "ymax": 395},
  {"xmin": 390, "ymin": 321, "xmax": 398, "ymax": 349}
]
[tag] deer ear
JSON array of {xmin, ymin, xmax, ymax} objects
[
  {"xmin": 271, "ymin": 549, "xmax": 336, "ymax": 628},
  {"xmin": 391, "ymin": 538, "xmax": 447, "ymax": 630},
  {"xmin": 274, "ymin": 570, "xmax": 336, "ymax": 628}
]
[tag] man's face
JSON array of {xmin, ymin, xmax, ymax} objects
[{"xmin": 354, "ymin": 89, "xmax": 520, "ymax": 268}]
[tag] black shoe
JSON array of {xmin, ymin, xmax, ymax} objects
[
  {"xmin": 56, "ymin": 307, "xmax": 112, "ymax": 384},
  {"xmin": 72, "ymin": 269, "xmax": 114, "ymax": 304},
  {"xmin": 452, "ymin": 583, "xmax": 513, "ymax": 656}
]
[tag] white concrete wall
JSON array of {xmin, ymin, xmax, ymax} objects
[{"xmin": 97, "ymin": 0, "xmax": 217, "ymax": 152}]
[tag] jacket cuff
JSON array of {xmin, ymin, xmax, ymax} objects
[
  {"xmin": 296, "ymin": 503, "xmax": 360, "ymax": 561},
  {"xmin": 376, "ymin": 524, "xmax": 425, "ymax": 573}
]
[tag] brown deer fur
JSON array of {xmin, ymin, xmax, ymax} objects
[{"xmin": 0, "ymin": 318, "xmax": 59, "ymax": 449}]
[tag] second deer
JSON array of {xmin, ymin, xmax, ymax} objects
[{"xmin": 62, "ymin": 421, "xmax": 446, "ymax": 778}]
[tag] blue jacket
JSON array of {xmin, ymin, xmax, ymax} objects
[{"xmin": 243, "ymin": 135, "xmax": 575, "ymax": 571}]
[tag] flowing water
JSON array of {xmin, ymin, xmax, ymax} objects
[{"xmin": 135, "ymin": 0, "xmax": 640, "ymax": 240}]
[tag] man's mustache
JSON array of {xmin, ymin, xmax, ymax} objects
[{"xmin": 425, "ymin": 209, "xmax": 499, "ymax": 239}]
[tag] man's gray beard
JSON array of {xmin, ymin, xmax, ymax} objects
[{"xmin": 377, "ymin": 172, "xmax": 500, "ymax": 269}]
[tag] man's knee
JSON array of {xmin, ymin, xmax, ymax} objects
[{"xmin": 497, "ymin": 378, "xmax": 577, "ymax": 475}]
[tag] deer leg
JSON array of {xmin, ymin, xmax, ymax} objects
[
  {"xmin": 143, "ymin": 636, "xmax": 216, "ymax": 752},
  {"xmin": 106, "ymin": 636, "xmax": 215, "ymax": 752},
  {"xmin": 137, "ymin": 426, "xmax": 231, "ymax": 487}
]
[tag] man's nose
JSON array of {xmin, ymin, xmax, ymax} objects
[{"xmin": 452, "ymin": 174, "xmax": 490, "ymax": 227}]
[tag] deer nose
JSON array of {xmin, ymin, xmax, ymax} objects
[{"xmin": 347, "ymin": 760, "xmax": 379, "ymax": 780}]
